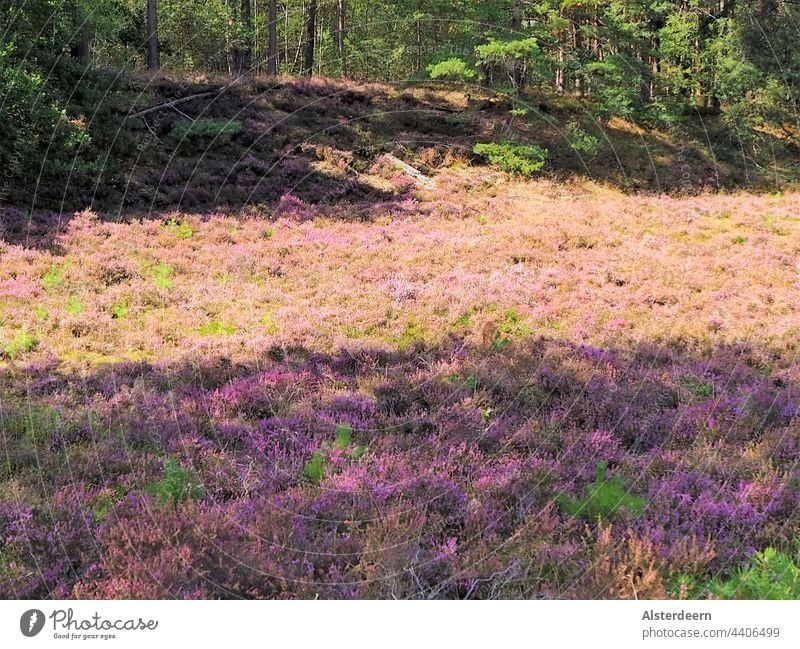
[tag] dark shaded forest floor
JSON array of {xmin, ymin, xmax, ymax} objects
[{"xmin": 13, "ymin": 73, "xmax": 800, "ymax": 214}]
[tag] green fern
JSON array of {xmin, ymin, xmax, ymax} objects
[
  {"xmin": 557, "ymin": 461, "xmax": 646, "ymax": 520},
  {"xmin": 146, "ymin": 457, "xmax": 203, "ymax": 506}
]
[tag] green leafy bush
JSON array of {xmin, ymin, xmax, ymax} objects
[
  {"xmin": 473, "ymin": 140, "xmax": 548, "ymax": 176},
  {"xmin": 42, "ymin": 266, "xmax": 65, "ymax": 291},
  {"xmin": 65, "ymin": 295, "xmax": 85, "ymax": 315},
  {"xmin": 565, "ymin": 122, "xmax": 601, "ymax": 159},
  {"xmin": 303, "ymin": 451, "xmax": 327, "ymax": 484},
  {"xmin": 165, "ymin": 218, "xmax": 194, "ymax": 239},
  {"xmin": 427, "ymin": 58, "xmax": 477, "ymax": 82},
  {"xmin": 153, "ymin": 261, "xmax": 174, "ymax": 290},
  {"xmin": 557, "ymin": 462, "xmax": 646, "ymax": 520}
]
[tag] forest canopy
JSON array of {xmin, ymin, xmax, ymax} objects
[{"xmin": 1, "ymin": 1, "xmax": 798, "ymax": 204}]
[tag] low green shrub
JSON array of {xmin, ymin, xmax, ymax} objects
[
  {"xmin": 706, "ymin": 545, "xmax": 800, "ymax": 599},
  {"xmin": 427, "ymin": 58, "xmax": 477, "ymax": 82},
  {"xmin": 557, "ymin": 462, "xmax": 647, "ymax": 520},
  {"xmin": 473, "ymin": 140, "xmax": 547, "ymax": 175},
  {"xmin": 168, "ymin": 119, "xmax": 242, "ymax": 151}
]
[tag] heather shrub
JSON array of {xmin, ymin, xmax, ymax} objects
[
  {"xmin": 3, "ymin": 320, "xmax": 800, "ymax": 599},
  {"xmin": 473, "ymin": 140, "xmax": 548, "ymax": 176}
]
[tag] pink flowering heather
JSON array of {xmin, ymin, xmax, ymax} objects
[{"xmin": 1, "ymin": 160, "xmax": 800, "ymax": 600}]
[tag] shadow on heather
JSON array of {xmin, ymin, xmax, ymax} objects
[{"xmin": 1, "ymin": 334, "xmax": 798, "ymax": 599}]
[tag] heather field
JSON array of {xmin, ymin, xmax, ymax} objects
[{"xmin": 2, "ymin": 158, "xmax": 800, "ymax": 598}]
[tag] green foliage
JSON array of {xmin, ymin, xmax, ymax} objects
[
  {"xmin": 146, "ymin": 457, "xmax": 204, "ymax": 506},
  {"xmin": 168, "ymin": 119, "xmax": 242, "ymax": 150},
  {"xmin": 398, "ymin": 321, "xmax": 428, "ymax": 348},
  {"xmin": 165, "ymin": 219, "xmax": 194, "ymax": 239},
  {"xmin": 197, "ymin": 320, "xmax": 237, "ymax": 336},
  {"xmin": 476, "ymin": 38, "xmax": 540, "ymax": 67},
  {"xmin": 261, "ymin": 312, "xmax": 279, "ymax": 335},
  {"xmin": 65, "ymin": 295, "xmax": 85, "ymax": 315},
  {"xmin": 0, "ymin": 46, "xmax": 90, "ymax": 190},
  {"xmin": 565, "ymin": 122, "xmax": 600, "ymax": 159},
  {"xmin": 111, "ymin": 298, "xmax": 130, "ymax": 320},
  {"xmin": 705, "ymin": 545, "xmax": 800, "ymax": 600},
  {"xmin": 584, "ymin": 56, "xmax": 642, "ymax": 122},
  {"xmin": 303, "ymin": 424, "xmax": 363, "ymax": 484},
  {"xmin": 557, "ymin": 462, "xmax": 647, "ymax": 521},
  {"xmin": 303, "ymin": 451, "xmax": 327, "ymax": 484},
  {"xmin": 682, "ymin": 378, "xmax": 713, "ymax": 398},
  {"xmin": 3, "ymin": 328, "xmax": 37, "ymax": 359},
  {"xmin": 473, "ymin": 140, "xmax": 548, "ymax": 176},
  {"xmin": 427, "ymin": 58, "xmax": 476, "ymax": 82},
  {"xmin": 153, "ymin": 261, "xmax": 174, "ymax": 290},
  {"xmin": 334, "ymin": 424, "xmax": 352, "ymax": 450},
  {"xmin": 42, "ymin": 266, "xmax": 65, "ymax": 291}
]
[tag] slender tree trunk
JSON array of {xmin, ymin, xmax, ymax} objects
[
  {"xmin": 267, "ymin": 0, "xmax": 278, "ymax": 75},
  {"xmin": 337, "ymin": 0, "xmax": 347, "ymax": 74},
  {"xmin": 416, "ymin": 18, "xmax": 422, "ymax": 73},
  {"xmin": 239, "ymin": 0, "xmax": 252, "ymax": 75},
  {"xmin": 511, "ymin": 1, "xmax": 524, "ymax": 90},
  {"xmin": 555, "ymin": 45, "xmax": 564, "ymax": 94},
  {"xmin": 303, "ymin": 0, "xmax": 318, "ymax": 76},
  {"xmin": 146, "ymin": 0, "xmax": 160, "ymax": 71},
  {"xmin": 73, "ymin": 40, "xmax": 91, "ymax": 65},
  {"xmin": 572, "ymin": 18, "xmax": 582, "ymax": 96},
  {"xmin": 71, "ymin": 4, "xmax": 91, "ymax": 66}
]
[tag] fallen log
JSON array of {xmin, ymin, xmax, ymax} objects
[
  {"xmin": 125, "ymin": 90, "xmax": 219, "ymax": 119},
  {"xmin": 125, "ymin": 77, "xmax": 244, "ymax": 120},
  {"xmin": 380, "ymin": 153, "xmax": 436, "ymax": 189}
]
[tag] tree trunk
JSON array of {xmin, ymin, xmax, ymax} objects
[
  {"xmin": 238, "ymin": 0, "xmax": 252, "ymax": 75},
  {"xmin": 337, "ymin": 0, "xmax": 347, "ymax": 73},
  {"xmin": 303, "ymin": 0, "xmax": 318, "ymax": 76},
  {"xmin": 555, "ymin": 46, "xmax": 564, "ymax": 94},
  {"xmin": 267, "ymin": 0, "xmax": 278, "ymax": 75},
  {"xmin": 146, "ymin": 0, "xmax": 160, "ymax": 71},
  {"xmin": 511, "ymin": 1, "xmax": 524, "ymax": 90},
  {"xmin": 72, "ymin": 40, "xmax": 91, "ymax": 65}
]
